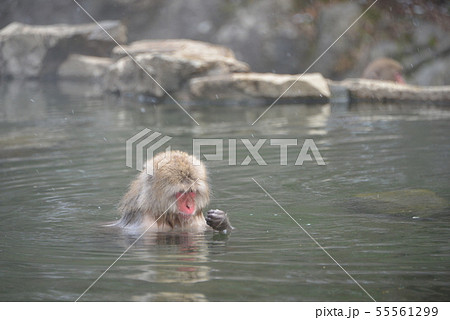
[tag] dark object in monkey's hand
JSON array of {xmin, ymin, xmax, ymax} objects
[{"xmin": 206, "ymin": 209, "xmax": 234, "ymax": 234}]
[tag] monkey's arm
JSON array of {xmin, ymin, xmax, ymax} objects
[{"xmin": 205, "ymin": 209, "xmax": 234, "ymax": 234}]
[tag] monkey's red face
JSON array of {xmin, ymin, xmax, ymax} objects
[
  {"xmin": 176, "ymin": 192, "xmax": 196, "ymax": 218},
  {"xmin": 394, "ymin": 72, "xmax": 405, "ymax": 84}
]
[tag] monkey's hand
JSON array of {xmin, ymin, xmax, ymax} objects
[{"xmin": 206, "ymin": 209, "xmax": 233, "ymax": 234}]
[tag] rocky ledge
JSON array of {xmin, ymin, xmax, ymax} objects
[
  {"xmin": 188, "ymin": 73, "xmax": 329, "ymax": 104},
  {"xmin": 103, "ymin": 39, "xmax": 250, "ymax": 99},
  {"xmin": 0, "ymin": 21, "xmax": 126, "ymax": 79},
  {"xmin": 330, "ymin": 79, "xmax": 450, "ymax": 105},
  {"xmin": 1, "ymin": 21, "xmax": 449, "ymax": 106}
]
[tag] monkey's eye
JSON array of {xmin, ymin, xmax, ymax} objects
[{"xmin": 176, "ymin": 190, "xmax": 195, "ymax": 199}]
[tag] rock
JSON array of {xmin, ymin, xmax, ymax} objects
[
  {"xmin": 110, "ymin": 39, "xmax": 249, "ymax": 74},
  {"xmin": 58, "ymin": 54, "xmax": 112, "ymax": 80},
  {"xmin": 312, "ymin": 2, "xmax": 362, "ymax": 78},
  {"xmin": 104, "ymin": 39, "xmax": 249, "ymax": 98},
  {"xmin": 410, "ymin": 55, "xmax": 450, "ymax": 86},
  {"xmin": 0, "ymin": 21, "xmax": 126, "ymax": 79},
  {"xmin": 104, "ymin": 53, "xmax": 190, "ymax": 98},
  {"xmin": 328, "ymin": 81, "xmax": 350, "ymax": 105},
  {"xmin": 351, "ymin": 189, "xmax": 448, "ymax": 217},
  {"xmin": 188, "ymin": 72, "xmax": 330, "ymax": 103},
  {"xmin": 332, "ymin": 79, "xmax": 450, "ymax": 104},
  {"xmin": 2, "ymin": 1, "xmax": 450, "ymax": 85},
  {"xmin": 215, "ymin": 0, "xmax": 313, "ymax": 74},
  {"xmin": 114, "ymin": 39, "xmax": 226, "ymax": 58}
]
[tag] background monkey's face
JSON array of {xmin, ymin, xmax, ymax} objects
[
  {"xmin": 393, "ymin": 71, "xmax": 405, "ymax": 84},
  {"xmin": 362, "ymin": 58, "xmax": 405, "ymax": 83}
]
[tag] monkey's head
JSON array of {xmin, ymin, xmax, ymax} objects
[
  {"xmin": 362, "ymin": 58, "xmax": 405, "ymax": 83},
  {"xmin": 142, "ymin": 150, "xmax": 210, "ymax": 225}
]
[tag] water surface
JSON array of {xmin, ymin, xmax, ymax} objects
[{"xmin": 1, "ymin": 81, "xmax": 449, "ymax": 301}]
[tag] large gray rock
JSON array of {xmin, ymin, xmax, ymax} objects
[
  {"xmin": 104, "ymin": 53, "xmax": 195, "ymax": 98},
  {"xmin": 0, "ymin": 21, "xmax": 126, "ymax": 79},
  {"xmin": 58, "ymin": 54, "xmax": 112, "ymax": 80},
  {"xmin": 104, "ymin": 39, "xmax": 249, "ymax": 98},
  {"xmin": 111, "ymin": 39, "xmax": 237, "ymax": 61},
  {"xmin": 188, "ymin": 72, "xmax": 330, "ymax": 103}
]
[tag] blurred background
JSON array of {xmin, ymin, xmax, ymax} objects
[{"xmin": 1, "ymin": 0, "xmax": 449, "ymax": 85}]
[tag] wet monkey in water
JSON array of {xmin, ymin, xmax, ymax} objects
[{"xmin": 117, "ymin": 150, "xmax": 233, "ymax": 233}]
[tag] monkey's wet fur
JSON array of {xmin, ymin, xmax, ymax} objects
[{"xmin": 117, "ymin": 150, "xmax": 233, "ymax": 234}]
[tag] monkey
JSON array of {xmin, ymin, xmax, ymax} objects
[
  {"xmin": 362, "ymin": 58, "xmax": 405, "ymax": 83},
  {"xmin": 117, "ymin": 150, "xmax": 233, "ymax": 234}
]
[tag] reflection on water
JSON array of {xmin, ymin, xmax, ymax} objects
[
  {"xmin": 118, "ymin": 233, "xmax": 211, "ymax": 302},
  {"xmin": 121, "ymin": 233, "xmax": 210, "ymax": 284},
  {"xmin": 0, "ymin": 81, "xmax": 449, "ymax": 301}
]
